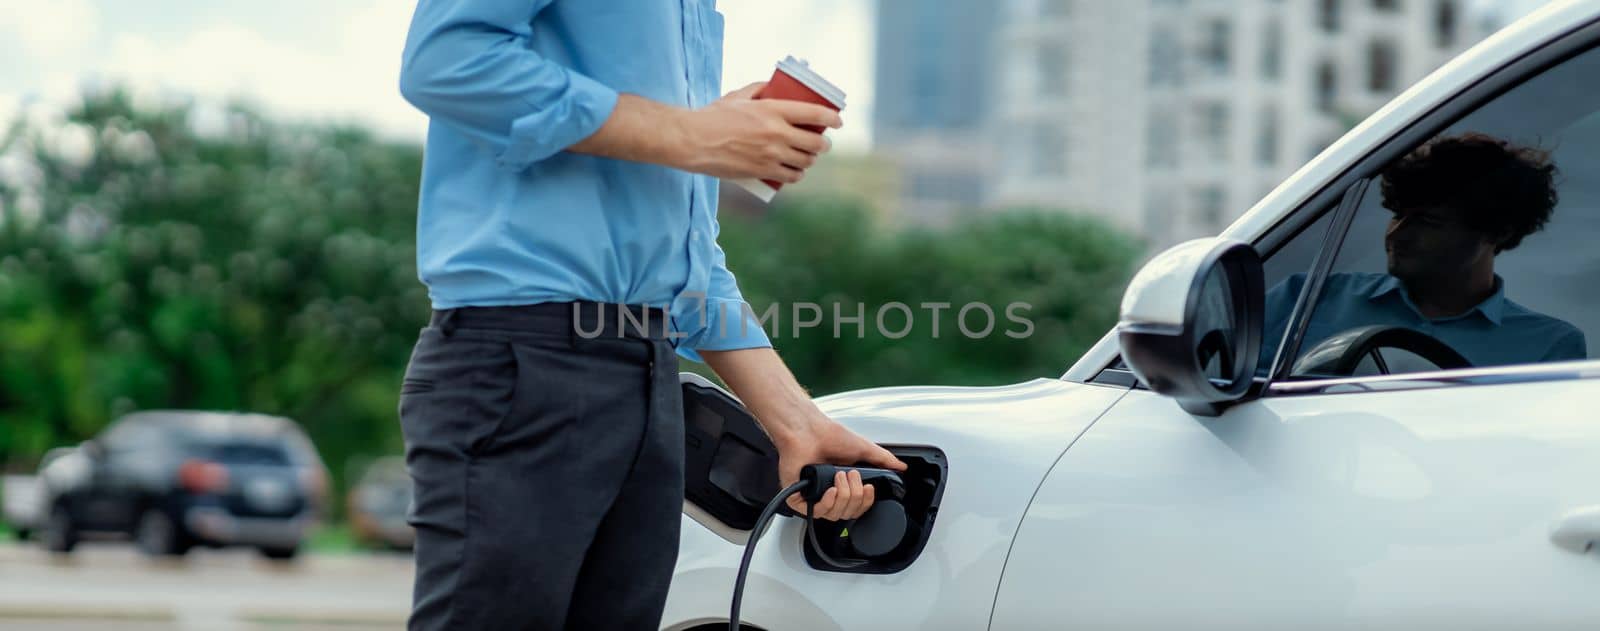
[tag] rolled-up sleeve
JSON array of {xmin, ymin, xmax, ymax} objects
[
  {"xmin": 399, "ymin": 0, "xmax": 619, "ymax": 170},
  {"xmin": 674, "ymin": 228, "xmax": 774, "ymax": 363}
]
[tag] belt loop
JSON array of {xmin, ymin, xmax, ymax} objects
[
  {"xmin": 438, "ymin": 308, "xmax": 458, "ymax": 338},
  {"xmin": 568, "ymin": 302, "xmax": 583, "ymax": 348}
]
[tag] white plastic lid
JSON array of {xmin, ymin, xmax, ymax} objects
[{"xmin": 776, "ymin": 56, "xmax": 847, "ymax": 110}]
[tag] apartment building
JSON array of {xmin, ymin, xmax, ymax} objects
[{"xmin": 987, "ymin": 0, "xmax": 1498, "ymax": 247}]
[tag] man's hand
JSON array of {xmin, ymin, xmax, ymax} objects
[
  {"xmin": 770, "ymin": 412, "xmax": 906, "ymax": 518},
  {"xmin": 568, "ymin": 84, "xmax": 839, "ymax": 184},
  {"xmin": 700, "ymin": 348, "xmax": 906, "ymax": 521},
  {"xmin": 667, "ymin": 82, "xmax": 841, "ymax": 183}
]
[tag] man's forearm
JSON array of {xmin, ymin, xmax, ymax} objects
[
  {"xmin": 699, "ymin": 347, "xmax": 818, "ymax": 447},
  {"xmin": 568, "ymin": 94, "xmax": 692, "ymax": 168}
]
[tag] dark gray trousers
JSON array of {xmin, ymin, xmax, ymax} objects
[{"xmin": 398, "ymin": 302, "xmax": 684, "ymax": 630}]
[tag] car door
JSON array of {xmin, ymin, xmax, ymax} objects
[
  {"xmin": 78, "ymin": 428, "xmax": 128, "ymax": 530},
  {"xmin": 87, "ymin": 421, "xmax": 158, "ymax": 531},
  {"xmin": 996, "ymin": 21, "xmax": 1600, "ymax": 630}
]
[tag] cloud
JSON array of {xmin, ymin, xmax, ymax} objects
[
  {"xmin": 0, "ymin": 0, "xmax": 100, "ymax": 59},
  {"xmin": 0, "ymin": 1, "xmax": 874, "ymax": 151},
  {"xmin": 91, "ymin": 1, "xmax": 425, "ymax": 139}
]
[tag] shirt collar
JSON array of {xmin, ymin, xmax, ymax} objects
[{"xmin": 1367, "ymin": 274, "xmax": 1506, "ymax": 325}]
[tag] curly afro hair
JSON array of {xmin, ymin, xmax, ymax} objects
[{"xmin": 1380, "ymin": 132, "xmax": 1559, "ymax": 253}]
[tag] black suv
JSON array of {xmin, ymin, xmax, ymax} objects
[{"xmin": 38, "ymin": 411, "xmax": 327, "ymax": 560}]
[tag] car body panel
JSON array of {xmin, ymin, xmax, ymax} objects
[
  {"xmin": 662, "ymin": 379, "xmax": 1127, "ymax": 630},
  {"xmin": 1, "ymin": 474, "xmax": 42, "ymax": 532},
  {"xmin": 994, "ymin": 379, "xmax": 1600, "ymax": 628}
]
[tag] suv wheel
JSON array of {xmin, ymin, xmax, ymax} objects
[
  {"xmin": 43, "ymin": 504, "xmax": 78, "ymax": 554},
  {"xmin": 258, "ymin": 545, "xmax": 298, "ymax": 561},
  {"xmin": 136, "ymin": 508, "xmax": 189, "ymax": 557}
]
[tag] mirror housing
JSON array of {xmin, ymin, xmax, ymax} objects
[{"xmin": 1117, "ymin": 238, "xmax": 1264, "ymax": 416}]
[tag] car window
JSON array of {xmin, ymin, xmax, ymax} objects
[
  {"xmin": 1274, "ymin": 46, "xmax": 1600, "ymax": 379},
  {"xmin": 100, "ymin": 417, "xmax": 156, "ymax": 452},
  {"xmin": 1096, "ymin": 171, "xmax": 1335, "ymax": 383},
  {"xmin": 210, "ymin": 442, "xmax": 293, "ymax": 466}
]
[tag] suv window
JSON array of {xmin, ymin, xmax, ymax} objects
[
  {"xmin": 100, "ymin": 416, "xmax": 158, "ymax": 452},
  {"xmin": 211, "ymin": 442, "xmax": 293, "ymax": 466},
  {"xmin": 1274, "ymin": 46, "xmax": 1600, "ymax": 379}
]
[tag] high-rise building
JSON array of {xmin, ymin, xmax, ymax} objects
[
  {"xmin": 872, "ymin": 0, "xmax": 1000, "ymax": 223},
  {"xmin": 987, "ymin": 0, "xmax": 1498, "ymax": 248}
]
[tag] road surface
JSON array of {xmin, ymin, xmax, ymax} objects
[{"xmin": 0, "ymin": 541, "xmax": 412, "ymax": 630}]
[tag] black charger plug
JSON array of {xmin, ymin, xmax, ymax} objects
[{"xmin": 799, "ymin": 464, "xmax": 910, "ymax": 558}]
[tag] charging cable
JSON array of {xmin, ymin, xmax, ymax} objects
[
  {"xmin": 729, "ymin": 465, "xmax": 906, "ymax": 630},
  {"xmin": 730, "ymin": 481, "xmax": 807, "ymax": 631}
]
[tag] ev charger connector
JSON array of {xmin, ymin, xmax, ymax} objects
[{"xmin": 728, "ymin": 464, "xmax": 910, "ymax": 631}]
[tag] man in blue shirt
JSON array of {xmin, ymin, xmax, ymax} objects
[
  {"xmin": 1262, "ymin": 133, "xmax": 1585, "ymax": 377},
  {"xmin": 395, "ymin": 2, "xmax": 904, "ymax": 629}
]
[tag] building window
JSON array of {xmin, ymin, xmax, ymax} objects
[
  {"xmin": 1435, "ymin": 0, "xmax": 1458, "ymax": 48},
  {"xmin": 1261, "ymin": 19, "xmax": 1283, "ymax": 80},
  {"xmin": 1319, "ymin": 0, "xmax": 1341, "ymax": 33},
  {"xmin": 1367, "ymin": 39, "xmax": 1398, "ymax": 92},
  {"xmin": 1256, "ymin": 105, "xmax": 1280, "ymax": 166},
  {"xmin": 1146, "ymin": 111, "xmax": 1179, "ymax": 168},
  {"xmin": 1194, "ymin": 186, "xmax": 1226, "ymax": 229},
  {"xmin": 1143, "ymin": 188, "xmax": 1176, "ymax": 246},
  {"xmin": 1200, "ymin": 18, "xmax": 1232, "ymax": 76},
  {"xmin": 1030, "ymin": 124, "xmax": 1066, "ymax": 177},
  {"xmin": 910, "ymin": 172, "xmax": 983, "ymax": 205},
  {"xmin": 1373, "ymin": 0, "xmax": 1400, "ymax": 10},
  {"xmin": 1005, "ymin": 125, "xmax": 1033, "ymax": 176},
  {"xmin": 1315, "ymin": 61, "xmax": 1338, "ymax": 113},
  {"xmin": 1148, "ymin": 27, "xmax": 1183, "ymax": 86},
  {"xmin": 1005, "ymin": 0, "xmax": 1028, "ymax": 19},
  {"xmin": 1196, "ymin": 102, "xmax": 1230, "ymax": 161},
  {"xmin": 1037, "ymin": 42, "xmax": 1068, "ymax": 97},
  {"xmin": 1003, "ymin": 48, "xmax": 1033, "ymax": 97}
]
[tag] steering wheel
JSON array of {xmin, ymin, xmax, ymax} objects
[{"xmin": 1291, "ymin": 325, "xmax": 1473, "ymax": 377}]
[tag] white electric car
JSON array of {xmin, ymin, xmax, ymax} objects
[{"xmin": 664, "ymin": 2, "xmax": 1600, "ymax": 628}]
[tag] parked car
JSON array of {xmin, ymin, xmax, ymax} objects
[
  {"xmin": 3, "ymin": 448, "xmax": 77, "ymax": 541},
  {"xmin": 38, "ymin": 411, "xmax": 328, "ymax": 560},
  {"xmin": 347, "ymin": 456, "xmax": 414, "ymax": 550},
  {"xmin": 662, "ymin": 3, "xmax": 1600, "ymax": 629},
  {"xmin": 3, "ymin": 474, "xmax": 40, "ymax": 540}
]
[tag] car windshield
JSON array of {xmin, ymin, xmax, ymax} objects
[{"xmin": 208, "ymin": 442, "xmax": 293, "ymax": 467}]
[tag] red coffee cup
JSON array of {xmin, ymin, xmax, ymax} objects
[{"xmin": 731, "ymin": 56, "xmax": 847, "ymax": 202}]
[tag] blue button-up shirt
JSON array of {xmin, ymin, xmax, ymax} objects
[
  {"xmin": 399, "ymin": 0, "xmax": 768, "ymax": 361},
  {"xmin": 1261, "ymin": 272, "xmax": 1587, "ymax": 371}
]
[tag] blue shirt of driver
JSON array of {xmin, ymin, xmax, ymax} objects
[
  {"xmin": 399, "ymin": 0, "xmax": 767, "ymax": 361},
  {"xmin": 1261, "ymin": 272, "xmax": 1587, "ymax": 371}
]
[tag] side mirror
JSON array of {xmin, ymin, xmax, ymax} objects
[{"xmin": 1117, "ymin": 238, "xmax": 1264, "ymax": 416}]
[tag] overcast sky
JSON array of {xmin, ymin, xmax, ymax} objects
[
  {"xmin": 0, "ymin": 1, "xmax": 1554, "ymax": 154},
  {"xmin": 0, "ymin": 0, "xmax": 876, "ymax": 150}
]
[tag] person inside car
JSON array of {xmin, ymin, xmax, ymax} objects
[{"xmin": 1260, "ymin": 133, "xmax": 1586, "ymax": 373}]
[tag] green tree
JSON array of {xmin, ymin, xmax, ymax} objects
[
  {"xmin": 0, "ymin": 90, "xmax": 426, "ymax": 487},
  {"xmin": 718, "ymin": 196, "xmax": 1142, "ymax": 394}
]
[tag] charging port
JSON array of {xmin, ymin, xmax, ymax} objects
[
  {"xmin": 679, "ymin": 373, "xmax": 948, "ymax": 574},
  {"xmin": 801, "ymin": 446, "xmax": 945, "ymax": 574}
]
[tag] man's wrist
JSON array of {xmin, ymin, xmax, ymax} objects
[
  {"xmin": 752, "ymin": 399, "xmax": 820, "ymax": 449},
  {"xmin": 659, "ymin": 107, "xmax": 700, "ymax": 172},
  {"xmin": 570, "ymin": 94, "xmax": 699, "ymax": 171}
]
